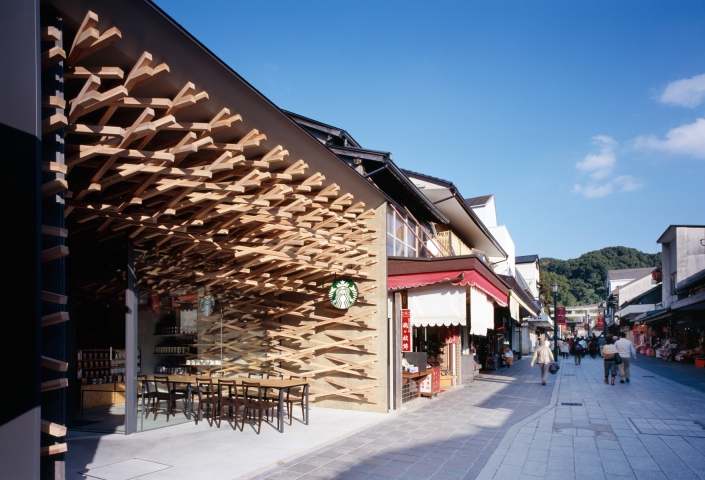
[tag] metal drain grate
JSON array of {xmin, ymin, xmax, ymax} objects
[
  {"xmin": 642, "ymin": 375, "xmax": 655, "ymax": 377},
  {"xmin": 563, "ymin": 374, "xmax": 576, "ymax": 376},
  {"xmin": 561, "ymin": 403, "xmax": 583, "ymax": 406}
]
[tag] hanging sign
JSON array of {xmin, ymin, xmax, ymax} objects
[
  {"xmin": 597, "ymin": 316, "xmax": 605, "ymax": 329},
  {"xmin": 329, "ymin": 279, "xmax": 358, "ymax": 309},
  {"xmin": 432, "ymin": 366, "xmax": 441, "ymax": 392},
  {"xmin": 556, "ymin": 306, "xmax": 566, "ymax": 325},
  {"xmin": 150, "ymin": 292, "xmax": 160, "ymax": 313},
  {"xmin": 401, "ymin": 309, "xmax": 412, "ymax": 352}
]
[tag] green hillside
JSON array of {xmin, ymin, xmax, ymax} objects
[{"xmin": 538, "ymin": 246, "xmax": 661, "ymax": 307}]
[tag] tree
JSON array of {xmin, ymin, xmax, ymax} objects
[
  {"xmin": 541, "ymin": 271, "xmax": 577, "ymax": 307},
  {"xmin": 540, "ymin": 247, "xmax": 661, "ymax": 306}
]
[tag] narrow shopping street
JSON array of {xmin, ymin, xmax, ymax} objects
[{"xmin": 254, "ymin": 356, "xmax": 705, "ymax": 480}]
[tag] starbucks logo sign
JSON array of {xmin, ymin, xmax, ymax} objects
[{"xmin": 329, "ymin": 279, "xmax": 358, "ymax": 309}]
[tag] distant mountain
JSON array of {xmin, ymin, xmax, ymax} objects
[{"xmin": 539, "ymin": 246, "xmax": 661, "ymax": 306}]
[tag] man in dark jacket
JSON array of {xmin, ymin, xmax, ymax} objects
[{"xmin": 598, "ymin": 335, "xmax": 606, "ymax": 357}]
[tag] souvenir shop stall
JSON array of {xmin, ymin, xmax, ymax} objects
[
  {"xmin": 388, "ymin": 256, "xmax": 510, "ymax": 403},
  {"xmin": 635, "ymin": 322, "xmax": 705, "ymax": 366},
  {"xmin": 401, "ymin": 325, "xmax": 460, "ymax": 402}
]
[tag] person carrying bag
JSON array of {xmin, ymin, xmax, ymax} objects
[
  {"xmin": 530, "ymin": 340, "xmax": 555, "ymax": 386},
  {"xmin": 602, "ymin": 336, "xmax": 619, "ymax": 385}
]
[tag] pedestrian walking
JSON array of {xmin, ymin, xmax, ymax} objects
[
  {"xmin": 602, "ymin": 336, "xmax": 619, "ymax": 385},
  {"xmin": 572, "ymin": 339, "xmax": 583, "ymax": 365},
  {"xmin": 560, "ymin": 341, "xmax": 570, "ymax": 359},
  {"xmin": 598, "ymin": 335, "xmax": 606, "ymax": 357},
  {"xmin": 530, "ymin": 340, "xmax": 555, "ymax": 386},
  {"xmin": 588, "ymin": 338, "xmax": 599, "ymax": 358},
  {"xmin": 615, "ymin": 332, "xmax": 636, "ymax": 383}
]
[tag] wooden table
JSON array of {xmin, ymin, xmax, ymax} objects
[
  {"xmin": 402, "ymin": 371, "xmax": 431, "ymax": 400},
  {"xmin": 140, "ymin": 376, "xmax": 311, "ymax": 433}
]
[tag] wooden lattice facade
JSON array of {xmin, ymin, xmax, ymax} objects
[{"xmin": 35, "ymin": 2, "xmax": 389, "ymax": 465}]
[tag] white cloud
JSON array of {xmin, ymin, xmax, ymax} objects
[
  {"xmin": 573, "ymin": 183, "xmax": 613, "ymax": 198},
  {"xmin": 573, "ymin": 175, "xmax": 643, "ymax": 199},
  {"xmin": 575, "ymin": 135, "xmax": 617, "ymax": 179},
  {"xmin": 633, "ymin": 118, "xmax": 705, "ymax": 159},
  {"xmin": 573, "ymin": 137, "xmax": 643, "ymax": 199},
  {"xmin": 613, "ymin": 175, "xmax": 643, "ymax": 192},
  {"xmin": 659, "ymin": 73, "xmax": 705, "ymax": 108}
]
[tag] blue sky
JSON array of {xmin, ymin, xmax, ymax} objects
[{"xmin": 154, "ymin": 0, "xmax": 705, "ymax": 260}]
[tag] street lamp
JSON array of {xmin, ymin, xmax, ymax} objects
[{"xmin": 552, "ymin": 283, "xmax": 559, "ymax": 361}]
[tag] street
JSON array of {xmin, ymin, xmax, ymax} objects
[{"xmin": 253, "ymin": 356, "xmax": 705, "ymax": 480}]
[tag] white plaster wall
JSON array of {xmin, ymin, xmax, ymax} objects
[
  {"xmin": 488, "ymin": 225, "xmax": 515, "ymax": 275},
  {"xmin": 618, "ymin": 275, "xmax": 657, "ymax": 305},
  {"xmin": 677, "ymin": 227, "xmax": 705, "ymax": 289},
  {"xmin": 516, "ymin": 262, "xmax": 539, "ymax": 299},
  {"xmin": 607, "ymin": 278, "xmax": 632, "ymax": 295},
  {"xmin": 471, "ymin": 196, "xmax": 497, "ymax": 228}
]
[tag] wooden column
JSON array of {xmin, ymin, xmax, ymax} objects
[{"xmin": 393, "ymin": 292, "xmax": 402, "ymax": 410}]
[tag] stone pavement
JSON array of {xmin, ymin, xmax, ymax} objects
[
  {"xmin": 477, "ymin": 354, "xmax": 705, "ymax": 480},
  {"xmin": 251, "ymin": 358, "xmax": 554, "ymax": 480},
  {"xmin": 254, "ymin": 354, "xmax": 705, "ymax": 480},
  {"xmin": 623, "ymin": 354, "xmax": 705, "ymax": 394}
]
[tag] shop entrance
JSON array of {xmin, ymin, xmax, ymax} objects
[{"xmin": 68, "ymin": 238, "xmax": 128, "ymax": 432}]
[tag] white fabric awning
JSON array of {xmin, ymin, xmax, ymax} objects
[
  {"xmin": 408, "ymin": 284, "xmax": 466, "ymax": 327},
  {"xmin": 470, "ymin": 286, "xmax": 494, "ymax": 336}
]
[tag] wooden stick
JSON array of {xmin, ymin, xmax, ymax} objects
[
  {"xmin": 41, "ymin": 356, "xmax": 69, "ymax": 372},
  {"xmin": 40, "ymin": 444, "xmax": 67, "ymax": 456},
  {"xmin": 41, "ymin": 420, "xmax": 67, "ymax": 437}
]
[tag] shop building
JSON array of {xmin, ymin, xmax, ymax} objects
[
  {"xmin": 286, "ymin": 113, "xmax": 518, "ymax": 405},
  {"xmin": 636, "ymin": 226, "xmax": 705, "ymax": 365},
  {"xmin": 2, "ymin": 1, "xmax": 390, "ymax": 478},
  {"xmin": 512, "ymin": 255, "xmax": 548, "ymax": 353},
  {"xmin": 605, "ymin": 267, "xmax": 659, "ymax": 331},
  {"xmin": 515, "ymin": 255, "xmax": 541, "ymax": 299},
  {"xmin": 562, "ymin": 304, "xmax": 604, "ymax": 337}
]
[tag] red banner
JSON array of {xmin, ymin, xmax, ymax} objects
[
  {"xmin": 151, "ymin": 292, "xmax": 160, "ymax": 313},
  {"xmin": 556, "ymin": 306, "xmax": 566, "ymax": 325},
  {"xmin": 444, "ymin": 326, "xmax": 459, "ymax": 344},
  {"xmin": 597, "ymin": 316, "xmax": 604, "ymax": 329},
  {"xmin": 401, "ymin": 309, "xmax": 412, "ymax": 352},
  {"xmin": 432, "ymin": 366, "xmax": 441, "ymax": 392}
]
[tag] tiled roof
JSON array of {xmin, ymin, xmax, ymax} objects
[
  {"xmin": 465, "ymin": 195, "xmax": 493, "ymax": 207},
  {"xmin": 516, "ymin": 255, "xmax": 539, "ymax": 264},
  {"xmin": 607, "ymin": 267, "xmax": 658, "ymax": 281}
]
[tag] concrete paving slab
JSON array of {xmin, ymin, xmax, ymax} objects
[{"xmin": 80, "ymin": 458, "xmax": 171, "ymax": 480}]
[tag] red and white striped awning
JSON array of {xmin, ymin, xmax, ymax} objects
[{"xmin": 388, "ymin": 269, "xmax": 508, "ymax": 307}]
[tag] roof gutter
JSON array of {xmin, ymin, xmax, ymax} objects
[{"xmin": 329, "ymin": 146, "xmax": 449, "ymax": 225}]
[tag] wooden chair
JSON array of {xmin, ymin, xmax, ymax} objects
[
  {"xmin": 138, "ymin": 375, "xmax": 156, "ymax": 419},
  {"xmin": 195, "ymin": 378, "xmax": 217, "ymax": 426},
  {"xmin": 241, "ymin": 381, "xmax": 279, "ymax": 434},
  {"xmin": 217, "ymin": 379, "xmax": 244, "ymax": 430},
  {"xmin": 246, "ymin": 373, "xmax": 273, "ymax": 400},
  {"xmin": 152, "ymin": 376, "xmax": 186, "ymax": 421},
  {"xmin": 284, "ymin": 375, "xmax": 307, "ymax": 425}
]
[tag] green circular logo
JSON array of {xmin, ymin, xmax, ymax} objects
[{"xmin": 328, "ymin": 279, "xmax": 358, "ymax": 309}]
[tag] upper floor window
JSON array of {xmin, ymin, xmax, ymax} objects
[{"xmin": 387, "ymin": 208, "xmax": 425, "ymax": 257}]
